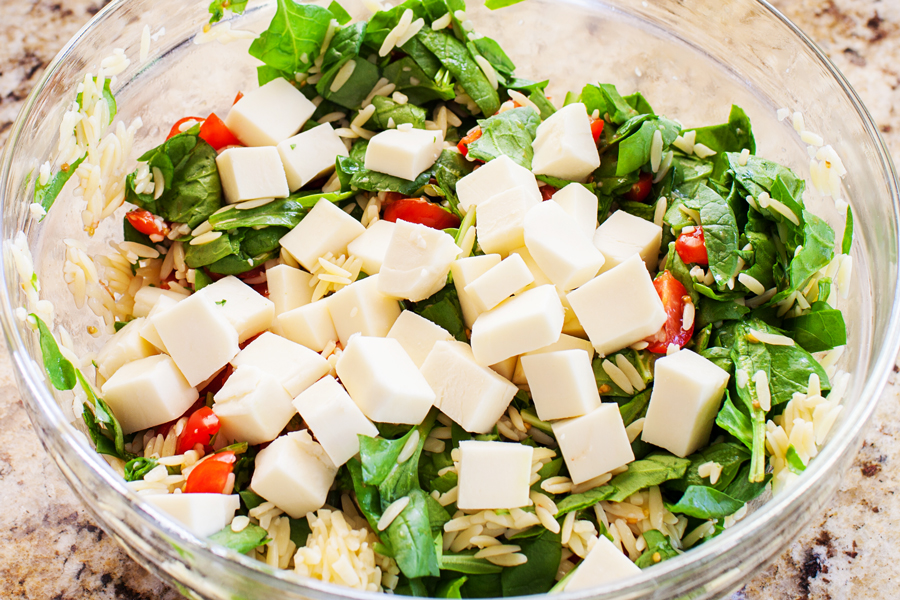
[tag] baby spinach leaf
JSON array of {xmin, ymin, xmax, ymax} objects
[
  {"xmin": 368, "ymin": 96, "xmax": 428, "ymax": 129},
  {"xmin": 343, "ymin": 142, "xmax": 434, "ymax": 194},
  {"xmin": 208, "ymin": 249, "xmax": 277, "ymax": 275},
  {"xmin": 184, "ymin": 232, "xmax": 242, "ymax": 268},
  {"xmin": 317, "ymin": 56, "xmax": 381, "ymax": 110},
  {"xmin": 249, "ymin": 0, "xmax": 332, "ymax": 75},
  {"xmin": 209, "ymin": 523, "xmax": 270, "ymax": 553},
  {"xmin": 416, "ymin": 28, "xmax": 500, "ymax": 116},
  {"xmin": 624, "ymin": 92, "xmax": 655, "ymax": 116},
  {"xmin": 433, "ymin": 150, "xmax": 475, "ymax": 214},
  {"xmin": 34, "ymin": 154, "xmax": 86, "ymax": 216},
  {"xmin": 241, "ymin": 226, "xmax": 289, "ymax": 257},
  {"xmin": 842, "ymin": 205, "xmax": 853, "ymax": 254},
  {"xmin": 209, "ymin": 197, "xmax": 312, "ymax": 231},
  {"xmin": 407, "ymin": 285, "xmax": 467, "ymax": 341},
  {"xmin": 616, "ymin": 117, "xmax": 680, "ymax": 176},
  {"xmin": 786, "ymin": 445, "xmax": 807, "ymax": 473},
  {"xmin": 32, "ymin": 314, "xmax": 76, "ymax": 391},
  {"xmin": 321, "ymin": 21, "xmax": 366, "ymax": 73},
  {"xmin": 77, "ymin": 370, "xmax": 129, "ymax": 460},
  {"xmin": 123, "ymin": 218, "xmax": 153, "ymax": 246},
  {"xmin": 76, "ymin": 77, "xmax": 117, "ymax": 128},
  {"xmin": 208, "ymin": 0, "xmax": 248, "ymax": 23},
  {"xmin": 634, "ymin": 530, "xmax": 678, "ymax": 568},
  {"xmin": 669, "ymin": 485, "xmax": 744, "ymax": 519},
  {"xmin": 327, "ymin": 0, "xmax": 352, "ymax": 24},
  {"xmin": 715, "ymin": 392, "xmax": 753, "ymax": 450},
  {"xmin": 500, "ymin": 529, "xmax": 561, "ymax": 596},
  {"xmin": 606, "ymin": 454, "xmax": 691, "ymax": 502},
  {"xmin": 386, "ymin": 488, "xmax": 441, "ymax": 578},
  {"xmin": 484, "ymin": 0, "xmax": 528, "ymax": 9},
  {"xmin": 696, "ymin": 297, "xmax": 749, "ymax": 329},
  {"xmin": 467, "ymin": 107, "xmax": 540, "ymax": 168},
  {"xmin": 785, "ymin": 302, "xmax": 847, "ymax": 352},
  {"xmin": 257, "ymin": 65, "xmax": 293, "ymax": 86},
  {"xmin": 685, "ymin": 184, "xmax": 740, "ymax": 289},
  {"xmin": 592, "ymin": 350, "xmax": 653, "ymax": 397},
  {"xmin": 472, "ymin": 37, "xmax": 515, "ymax": 77},
  {"xmin": 436, "ymin": 577, "xmax": 468, "ymax": 598},
  {"xmin": 619, "ymin": 389, "xmax": 652, "ymax": 428},
  {"xmin": 688, "ymin": 105, "xmax": 755, "ymax": 178},
  {"xmin": 555, "ymin": 485, "xmax": 615, "ymax": 516},
  {"xmin": 239, "ymin": 490, "xmax": 267, "ymax": 511},
  {"xmin": 124, "ymin": 457, "xmax": 159, "ymax": 481},
  {"xmin": 506, "ymin": 78, "xmax": 556, "ymax": 119},
  {"xmin": 383, "ymin": 58, "xmax": 456, "ymax": 105},
  {"xmin": 789, "ymin": 210, "xmax": 835, "ymax": 291},
  {"xmin": 365, "ymin": 0, "xmax": 428, "ymax": 49},
  {"xmin": 581, "ymin": 83, "xmax": 638, "ymax": 125},
  {"xmin": 665, "ymin": 442, "xmax": 749, "ymax": 493},
  {"xmin": 440, "ymin": 552, "xmax": 504, "ymax": 575},
  {"xmin": 289, "ymin": 516, "xmax": 312, "ymax": 547},
  {"xmin": 722, "ymin": 464, "xmax": 770, "ymax": 502},
  {"xmin": 347, "ymin": 458, "xmax": 383, "ymax": 532}
]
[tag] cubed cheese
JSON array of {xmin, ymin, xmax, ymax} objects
[
  {"xmin": 364, "ymin": 128, "xmax": 443, "ymax": 180},
  {"xmin": 266, "ymin": 264, "xmax": 314, "ymax": 317},
  {"xmin": 457, "ymin": 441, "xmax": 533, "ymax": 510},
  {"xmin": 455, "ymin": 154, "xmax": 541, "ymax": 215},
  {"xmin": 277, "ymin": 123, "xmax": 349, "ymax": 191},
  {"xmin": 196, "ymin": 275, "xmax": 274, "ymax": 343},
  {"xmin": 476, "ymin": 185, "xmax": 541, "ymax": 256},
  {"xmin": 378, "ymin": 220, "xmax": 461, "ymax": 302},
  {"xmin": 328, "ymin": 275, "xmax": 401, "ymax": 345},
  {"xmin": 279, "ymin": 198, "xmax": 365, "ymax": 271},
  {"xmin": 387, "ymin": 310, "xmax": 453, "ymax": 368},
  {"xmin": 593, "ymin": 210, "xmax": 663, "ymax": 273},
  {"xmin": 566, "ymin": 254, "xmax": 667, "ymax": 356},
  {"xmin": 212, "ymin": 364, "xmax": 296, "ymax": 444},
  {"xmin": 509, "ymin": 246, "xmax": 553, "ymax": 289},
  {"xmin": 216, "ymin": 147, "xmax": 290, "ymax": 205},
  {"xmin": 335, "ymin": 335, "xmax": 435, "ymax": 424},
  {"xmin": 641, "ymin": 349, "xmax": 730, "ymax": 457},
  {"xmin": 490, "ymin": 356, "xmax": 517, "ymax": 381},
  {"xmin": 450, "ymin": 254, "xmax": 501, "ymax": 329},
  {"xmin": 225, "ymin": 78, "xmax": 315, "ymax": 147},
  {"xmin": 101, "ymin": 355, "xmax": 199, "ymax": 434},
  {"xmin": 277, "ymin": 300, "xmax": 338, "ymax": 352},
  {"xmin": 144, "ymin": 493, "xmax": 240, "ymax": 538},
  {"xmin": 347, "ymin": 220, "xmax": 396, "ymax": 275},
  {"xmin": 250, "ymin": 430, "xmax": 337, "ymax": 519},
  {"xmin": 230, "ymin": 331, "xmax": 330, "ymax": 397},
  {"xmin": 140, "ymin": 295, "xmax": 180, "ymax": 353},
  {"xmin": 552, "ymin": 183, "xmax": 598, "ymax": 240},
  {"xmin": 470, "ymin": 284, "xmax": 564, "ymax": 366},
  {"xmin": 292, "ymin": 375, "xmax": 379, "ymax": 466},
  {"xmin": 464, "ymin": 253, "xmax": 534, "ymax": 312},
  {"xmin": 564, "ymin": 535, "xmax": 642, "ymax": 591},
  {"xmin": 524, "ymin": 200, "xmax": 605, "ymax": 292},
  {"xmin": 520, "ymin": 349, "xmax": 600, "ymax": 421},
  {"xmin": 95, "ymin": 317, "xmax": 158, "ymax": 380},
  {"xmin": 421, "ymin": 341, "xmax": 517, "ymax": 433},
  {"xmin": 552, "ymin": 404, "xmax": 634, "ymax": 484},
  {"xmin": 512, "ymin": 333, "xmax": 594, "ymax": 385},
  {"xmin": 531, "ymin": 102, "xmax": 600, "ymax": 181},
  {"xmin": 132, "ymin": 285, "xmax": 188, "ymax": 318}
]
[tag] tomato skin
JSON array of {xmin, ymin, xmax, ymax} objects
[
  {"xmin": 199, "ymin": 113, "xmax": 242, "ymax": 151},
  {"xmin": 176, "ymin": 407, "xmax": 221, "ymax": 455},
  {"xmin": 645, "ymin": 270, "xmax": 694, "ymax": 354},
  {"xmin": 184, "ymin": 451, "xmax": 236, "ymax": 494},
  {"xmin": 125, "ymin": 209, "xmax": 168, "ymax": 237},
  {"xmin": 590, "ymin": 119, "xmax": 605, "ymax": 144},
  {"xmin": 675, "ymin": 226, "xmax": 709, "ymax": 266},
  {"xmin": 623, "ymin": 172, "xmax": 653, "ymax": 202},
  {"xmin": 457, "ymin": 128, "xmax": 482, "ymax": 157},
  {"xmin": 540, "ymin": 185, "xmax": 557, "ymax": 201},
  {"xmin": 233, "ymin": 91, "xmax": 244, "ymax": 105},
  {"xmin": 383, "ymin": 197, "xmax": 461, "ymax": 230},
  {"xmin": 166, "ymin": 116, "xmax": 205, "ymax": 140}
]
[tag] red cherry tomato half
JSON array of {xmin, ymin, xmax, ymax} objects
[
  {"xmin": 166, "ymin": 116, "xmax": 205, "ymax": 140},
  {"xmin": 623, "ymin": 172, "xmax": 653, "ymax": 203},
  {"xmin": 383, "ymin": 197, "xmax": 461, "ymax": 230},
  {"xmin": 540, "ymin": 185, "xmax": 557, "ymax": 201},
  {"xmin": 184, "ymin": 451, "xmax": 236, "ymax": 494},
  {"xmin": 125, "ymin": 208, "xmax": 168, "ymax": 237},
  {"xmin": 199, "ymin": 113, "xmax": 242, "ymax": 151},
  {"xmin": 176, "ymin": 407, "xmax": 221, "ymax": 455},
  {"xmin": 645, "ymin": 270, "xmax": 694, "ymax": 354},
  {"xmin": 590, "ymin": 119, "xmax": 605, "ymax": 144},
  {"xmin": 675, "ymin": 226, "xmax": 709, "ymax": 266},
  {"xmin": 457, "ymin": 128, "xmax": 482, "ymax": 157}
]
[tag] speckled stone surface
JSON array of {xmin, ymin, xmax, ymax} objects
[{"xmin": 1, "ymin": 1, "xmax": 900, "ymax": 598}]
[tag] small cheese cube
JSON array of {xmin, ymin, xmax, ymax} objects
[
  {"xmin": 266, "ymin": 264, "xmax": 314, "ymax": 317},
  {"xmin": 145, "ymin": 494, "xmax": 240, "ymax": 538},
  {"xmin": 347, "ymin": 220, "xmax": 396, "ymax": 275},
  {"xmin": 387, "ymin": 310, "xmax": 453, "ymax": 368},
  {"xmin": 509, "ymin": 246, "xmax": 553, "ymax": 289},
  {"xmin": 560, "ymin": 291, "xmax": 589, "ymax": 339},
  {"xmin": 225, "ymin": 78, "xmax": 315, "ymax": 147},
  {"xmin": 421, "ymin": 341, "xmax": 517, "ymax": 433},
  {"xmin": 552, "ymin": 183, "xmax": 598, "ymax": 240},
  {"xmin": 328, "ymin": 275, "xmax": 401, "ymax": 345},
  {"xmin": 230, "ymin": 332, "xmax": 330, "ymax": 397},
  {"xmin": 567, "ymin": 254, "xmax": 667, "ymax": 356},
  {"xmin": 196, "ymin": 275, "xmax": 275, "ymax": 343},
  {"xmin": 476, "ymin": 185, "xmax": 541, "ymax": 256},
  {"xmin": 140, "ymin": 295, "xmax": 180, "ymax": 353},
  {"xmin": 512, "ymin": 333, "xmax": 595, "ymax": 385},
  {"xmin": 457, "ymin": 441, "xmax": 533, "ymax": 510},
  {"xmin": 490, "ymin": 356, "xmax": 517, "ymax": 381},
  {"xmin": 564, "ymin": 536, "xmax": 642, "ymax": 591},
  {"xmin": 520, "ymin": 349, "xmax": 600, "ymax": 421},
  {"xmin": 216, "ymin": 147, "xmax": 290, "ymax": 205},
  {"xmin": 524, "ymin": 201, "xmax": 605, "ymax": 292},
  {"xmin": 101, "ymin": 355, "xmax": 199, "ymax": 434},
  {"xmin": 455, "ymin": 154, "xmax": 541, "ymax": 214},
  {"xmin": 593, "ymin": 210, "xmax": 663, "ymax": 273},
  {"xmin": 378, "ymin": 220, "xmax": 461, "ymax": 302},
  {"xmin": 292, "ymin": 375, "xmax": 379, "ymax": 466},
  {"xmin": 213, "ymin": 365, "xmax": 296, "ymax": 444},
  {"xmin": 95, "ymin": 318, "xmax": 158, "ymax": 380},
  {"xmin": 552, "ymin": 404, "xmax": 634, "ymax": 484},
  {"xmin": 464, "ymin": 253, "xmax": 534, "ymax": 312},
  {"xmin": 277, "ymin": 301, "xmax": 337, "ymax": 352},
  {"xmin": 250, "ymin": 430, "xmax": 337, "ymax": 519},
  {"xmin": 335, "ymin": 335, "xmax": 435, "ymax": 425},
  {"xmin": 531, "ymin": 102, "xmax": 600, "ymax": 182},
  {"xmin": 153, "ymin": 293, "xmax": 239, "ymax": 387},
  {"xmin": 450, "ymin": 254, "xmax": 501, "ymax": 329},
  {"xmin": 279, "ymin": 198, "xmax": 365, "ymax": 271},
  {"xmin": 642, "ymin": 349, "xmax": 730, "ymax": 457},
  {"xmin": 132, "ymin": 286, "xmax": 188, "ymax": 318},
  {"xmin": 470, "ymin": 284, "xmax": 565, "ymax": 366},
  {"xmin": 364, "ymin": 128, "xmax": 443, "ymax": 180},
  {"xmin": 277, "ymin": 123, "xmax": 348, "ymax": 191}
]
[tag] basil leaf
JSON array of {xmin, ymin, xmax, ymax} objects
[
  {"xmin": 32, "ymin": 314, "xmax": 76, "ymax": 391},
  {"xmin": 248, "ymin": 0, "xmax": 332, "ymax": 75},
  {"xmin": 467, "ymin": 107, "xmax": 540, "ymax": 168},
  {"xmin": 416, "ymin": 28, "xmax": 500, "ymax": 116},
  {"xmin": 34, "ymin": 154, "xmax": 87, "ymax": 216},
  {"xmin": 669, "ymin": 485, "xmax": 744, "ymax": 519}
]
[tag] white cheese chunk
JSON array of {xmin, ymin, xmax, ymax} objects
[
  {"xmin": 457, "ymin": 441, "xmax": 533, "ymax": 510},
  {"xmin": 277, "ymin": 300, "xmax": 338, "ymax": 352},
  {"xmin": 490, "ymin": 356, "xmax": 517, "ymax": 381},
  {"xmin": 531, "ymin": 102, "xmax": 600, "ymax": 182},
  {"xmin": 378, "ymin": 220, "xmax": 461, "ymax": 302},
  {"xmin": 216, "ymin": 147, "xmax": 290, "ymax": 205},
  {"xmin": 509, "ymin": 245, "xmax": 553, "ymax": 289},
  {"xmin": 213, "ymin": 364, "xmax": 296, "ymax": 444},
  {"xmin": 464, "ymin": 253, "xmax": 534, "ymax": 312},
  {"xmin": 564, "ymin": 535, "xmax": 642, "ymax": 591},
  {"xmin": 140, "ymin": 295, "xmax": 180, "ymax": 353},
  {"xmin": 552, "ymin": 403, "xmax": 634, "ymax": 484},
  {"xmin": 101, "ymin": 354, "xmax": 199, "ymax": 434},
  {"xmin": 225, "ymin": 78, "xmax": 315, "ymax": 147},
  {"xmin": 266, "ymin": 264, "xmax": 314, "ymax": 317},
  {"xmin": 335, "ymin": 335, "xmax": 435, "ymax": 425},
  {"xmin": 593, "ymin": 210, "xmax": 663, "ymax": 273},
  {"xmin": 455, "ymin": 154, "xmax": 541, "ymax": 215},
  {"xmin": 524, "ymin": 200, "xmax": 605, "ymax": 292},
  {"xmin": 196, "ymin": 275, "xmax": 274, "ymax": 343},
  {"xmin": 230, "ymin": 331, "xmax": 330, "ymax": 397},
  {"xmin": 512, "ymin": 333, "xmax": 594, "ymax": 385},
  {"xmin": 642, "ymin": 349, "xmax": 730, "ymax": 457},
  {"xmin": 560, "ymin": 287, "xmax": 589, "ymax": 339},
  {"xmin": 277, "ymin": 123, "xmax": 349, "ymax": 192},
  {"xmin": 552, "ymin": 183, "xmax": 598, "ymax": 240},
  {"xmin": 96, "ymin": 317, "xmax": 158, "ymax": 380},
  {"xmin": 145, "ymin": 493, "xmax": 240, "ymax": 539},
  {"xmin": 567, "ymin": 254, "xmax": 666, "ymax": 356},
  {"xmin": 475, "ymin": 185, "xmax": 541, "ymax": 256},
  {"xmin": 364, "ymin": 129, "xmax": 443, "ymax": 180},
  {"xmin": 328, "ymin": 274, "xmax": 401, "ymax": 345},
  {"xmin": 520, "ymin": 349, "xmax": 600, "ymax": 421},
  {"xmin": 131, "ymin": 285, "xmax": 188, "ymax": 318},
  {"xmin": 347, "ymin": 219, "xmax": 396, "ymax": 275},
  {"xmin": 387, "ymin": 310, "xmax": 453, "ymax": 368},
  {"xmin": 450, "ymin": 254, "xmax": 501, "ymax": 329},
  {"xmin": 279, "ymin": 198, "xmax": 366, "ymax": 271}
]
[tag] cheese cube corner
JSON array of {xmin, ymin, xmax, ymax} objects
[
  {"xmin": 450, "ymin": 254, "xmax": 502, "ymax": 329},
  {"xmin": 328, "ymin": 274, "xmax": 401, "ymax": 345},
  {"xmin": 457, "ymin": 440, "xmax": 533, "ymax": 510},
  {"xmin": 277, "ymin": 123, "xmax": 349, "ymax": 191},
  {"xmin": 475, "ymin": 185, "xmax": 542, "ymax": 256},
  {"xmin": 512, "ymin": 333, "xmax": 595, "ymax": 385},
  {"xmin": 387, "ymin": 310, "xmax": 453, "ymax": 368},
  {"xmin": 524, "ymin": 200, "xmax": 605, "ymax": 292},
  {"xmin": 266, "ymin": 264, "xmax": 314, "ymax": 317},
  {"xmin": 564, "ymin": 535, "xmax": 642, "ymax": 591},
  {"xmin": 552, "ymin": 183, "xmax": 598, "ymax": 240},
  {"xmin": 96, "ymin": 317, "xmax": 158, "ymax": 380},
  {"xmin": 197, "ymin": 275, "xmax": 275, "ymax": 343},
  {"xmin": 531, "ymin": 102, "xmax": 600, "ymax": 182},
  {"xmin": 213, "ymin": 364, "xmax": 296, "ymax": 444},
  {"xmin": 132, "ymin": 286, "xmax": 188, "ymax": 318},
  {"xmin": 347, "ymin": 219, "xmax": 396, "ymax": 275},
  {"xmin": 593, "ymin": 210, "xmax": 663, "ymax": 273},
  {"xmin": 225, "ymin": 77, "xmax": 315, "ymax": 147},
  {"xmin": 278, "ymin": 300, "xmax": 338, "ymax": 352},
  {"xmin": 216, "ymin": 147, "xmax": 290, "ymax": 204},
  {"xmin": 553, "ymin": 404, "xmax": 634, "ymax": 484},
  {"xmin": 464, "ymin": 253, "xmax": 534, "ymax": 312},
  {"xmin": 279, "ymin": 198, "xmax": 365, "ymax": 271},
  {"xmin": 455, "ymin": 154, "xmax": 541, "ymax": 214},
  {"xmin": 378, "ymin": 220, "xmax": 461, "ymax": 302},
  {"xmin": 144, "ymin": 493, "xmax": 240, "ymax": 538},
  {"xmin": 231, "ymin": 331, "xmax": 330, "ymax": 397},
  {"xmin": 140, "ymin": 294, "xmax": 181, "ymax": 353},
  {"xmin": 520, "ymin": 349, "xmax": 600, "ymax": 421},
  {"xmin": 364, "ymin": 129, "xmax": 443, "ymax": 181}
]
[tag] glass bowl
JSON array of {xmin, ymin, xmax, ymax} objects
[{"xmin": 2, "ymin": 0, "xmax": 898, "ymax": 598}]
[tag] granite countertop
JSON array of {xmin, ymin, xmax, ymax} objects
[{"xmin": 1, "ymin": 0, "xmax": 899, "ymax": 598}]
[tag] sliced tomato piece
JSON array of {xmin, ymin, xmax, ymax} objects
[
  {"xmin": 166, "ymin": 116, "xmax": 205, "ymax": 140},
  {"xmin": 457, "ymin": 128, "xmax": 482, "ymax": 157},
  {"xmin": 590, "ymin": 118, "xmax": 605, "ymax": 144},
  {"xmin": 184, "ymin": 451, "xmax": 236, "ymax": 494},
  {"xmin": 383, "ymin": 197, "xmax": 461, "ymax": 230},
  {"xmin": 233, "ymin": 91, "xmax": 244, "ymax": 105},
  {"xmin": 675, "ymin": 226, "xmax": 709, "ymax": 266},
  {"xmin": 540, "ymin": 184, "xmax": 557, "ymax": 201},
  {"xmin": 176, "ymin": 407, "xmax": 221, "ymax": 455},
  {"xmin": 623, "ymin": 171, "xmax": 653, "ymax": 203},
  {"xmin": 645, "ymin": 270, "xmax": 694, "ymax": 354},
  {"xmin": 125, "ymin": 209, "xmax": 168, "ymax": 237},
  {"xmin": 199, "ymin": 113, "xmax": 242, "ymax": 151}
]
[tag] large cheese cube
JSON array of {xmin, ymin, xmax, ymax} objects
[
  {"xmin": 140, "ymin": 295, "xmax": 180, "ymax": 353},
  {"xmin": 450, "ymin": 254, "xmax": 501, "ymax": 329},
  {"xmin": 230, "ymin": 332, "xmax": 330, "ymax": 397},
  {"xmin": 225, "ymin": 78, "xmax": 315, "ymax": 147},
  {"xmin": 335, "ymin": 335, "xmax": 435, "ymax": 424},
  {"xmin": 564, "ymin": 536, "xmax": 642, "ymax": 591},
  {"xmin": 378, "ymin": 221, "xmax": 461, "ymax": 302},
  {"xmin": 347, "ymin": 220, "xmax": 396, "ymax": 275},
  {"xmin": 387, "ymin": 310, "xmax": 453, "ymax": 368},
  {"xmin": 457, "ymin": 441, "xmax": 533, "ymax": 510},
  {"xmin": 464, "ymin": 253, "xmax": 534, "ymax": 312},
  {"xmin": 642, "ymin": 349, "xmax": 730, "ymax": 457},
  {"xmin": 279, "ymin": 198, "xmax": 365, "ymax": 271},
  {"xmin": 213, "ymin": 365, "xmax": 295, "ymax": 444},
  {"xmin": 196, "ymin": 275, "xmax": 274, "ymax": 343},
  {"xmin": 132, "ymin": 285, "xmax": 188, "ymax": 318},
  {"xmin": 328, "ymin": 275, "xmax": 401, "ymax": 345},
  {"xmin": 593, "ymin": 210, "xmax": 663, "ymax": 273},
  {"xmin": 524, "ymin": 201, "xmax": 605, "ymax": 292},
  {"xmin": 476, "ymin": 185, "xmax": 541, "ymax": 256},
  {"xmin": 552, "ymin": 404, "xmax": 634, "ymax": 484},
  {"xmin": 531, "ymin": 102, "xmax": 600, "ymax": 182},
  {"xmin": 567, "ymin": 254, "xmax": 667, "ymax": 356},
  {"xmin": 278, "ymin": 301, "xmax": 337, "ymax": 352},
  {"xmin": 512, "ymin": 333, "xmax": 594, "ymax": 385},
  {"xmin": 470, "ymin": 284, "xmax": 564, "ymax": 366},
  {"xmin": 552, "ymin": 183, "xmax": 598, "ymax": 240},
  {"xmin": 421, "ymin": 341, "xmax": 517, "ymax": 433},
  {"xmin": 277, "ymin": 123, "xmax": 348, "ymax": 191},
  {"xmin": 96, "ymin": 317, "xmax": 157, "ymax": 380},
  {"xmin": 216, "ymin": 147, "xmax": 290, "ymax": 205},
  {"xmin": 364, "ymin": 128, "xmax": 443, "ymax": 180},
  {"xmin": 520, "ymin": 349, "xmax": 600, "ymax": 421},
  {"xmin": 145, "ymin": 494, "xmax": 240, "ymax": 538},
  {"xmin": 101, "ymin": 354, "xmax": 199, "ymax": 434},
  {"xmin": 250, "ymin": 430, "xmax": 336, "ymax": 519},
  {"xmin": 266, "ymin": 264, "xmax": 313, "ymax": 317},
  {"xmin": 455, "ymin": 154, "xmax": 541, "ymax": 214},
  {"xmin": 292, "ymin": 375, "xmax": 378, "ymax": 466}
]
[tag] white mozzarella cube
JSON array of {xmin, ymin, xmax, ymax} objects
[
  {"xmin": 266, "ymin": 264, "xmax": 314, "ymax": 317},
  {"xmin": 347, "ymin": 220, "xmax": 396, "ymax": 275},
  {"xmin": 455, "ymin": 154, "xmax": 541, "ymax": 215},
  {"xmin": 564, "ymin": 536, "xmax": 642, "ymax": 591},
  {"xmin": 421, "ymin": 341, "xmax": 517, "ymax": 433},
  {"xmin": 213, "ymin": 365, "xmax": 296, "ymax": 444},
  {"xmin": 476, "ymin": 185, "xmax": 541, "ymax": 256},
  {"xmin": 292, "ymin": 375, "xmax": 379, "ymax": 466},
  {"xmin": 335, "ymin": 335, "xmax": 435, "ymax": 424},
  {"xmin": 328, "ymin": 275, "xmax": 401, "ymax": 345},
  {"xmin": 450, "ymin": 254, "xmax": 501, "ymax": 329},
  {"xmin": 470, "ymin": 284, "xmax": 564, "ymax": 366},
  {"xmin": 531, "ymin": 102, "xmax": 600, "ymax": 182},
  {"xmin": 216, "ymin": 147, "xmax": 290, "ymax": 205},
  {"xmin": 378, "ymin": 220, "xmax": 461, "ymax": 302},
  {"xmin": 567, "ymin": 254, "xmax": 666, "ymax": 356},
  {"xmin": 196, "ymin": 275, "xmax": 275, "ymax": 343},
  {"xmin": 101, "ymin": 355, "xmax": 199, "ymax": 434},
  {"xmin": 277, "ymin": 123, "xmax": 348, "ymax": 191},
  {"xmin": 95, "ymin": 318, "xmax": 158, "ymax": 380},
  {"xmin": 364, "ymin": 128, "xmax": 443, "ymax": 180},
  {"xmin": 552, "ymin": 183, "xmax": 598, "ymax": 240},
  {"xmin": 512, "ymin": 333, "xmax": 595, "ymax": 385},
  {"xmin": 225, "ymin": 78, "xmax": 315, "ymax": 147},
  {"xmin": 132, "ymin": 286, "xmax": 189, "ymax": 318},
  {"xmin": 140, "ymin": 295, "xmax": 180, "ymax": 353},
  {"xmin": 277, "ymin": 301, "xmax": 338, "ymax": 352},
  {"xmin": 464, "ymin": 253, "xmax": 534, "ymax": 312},
  {"xmin": 230, "ymin": 331, "xmax": 330, "ymax": 397},
  {"xmin": 145, "ymin": 494, "xmax": 240, "ymax": 538},
  {"xmin": 642, "ymin": 349, "xmax": 730, "ymax": 457},
  {"xmin": 509, "ymin": 246, "xmax": 553, "ymax": 289},
  {"xmin": 593, "ymin": 210, "xmax": 663, "ymax": 273},
  {"xmin": 552, "ymin": 404, "xmax": 634, "ymax": 484},
  {"xmin": 457, "ymin": 441, "xmax": 533, "ymax": 510},
  {"xmin": 153, "ymin": 293, "xmax": 240, "ymax": 387},
  {"xmin": 490, "ymin": 356, "xmax": 517, "ymax": 381},
  {"xmin": 560, "ymin": 291, "xmax": 589, "ymax": 339},
  {"xmin": 387, "ymin": 310, "xmax": 453, "ymax": 368},
  {"xmin": 524, "ymin": 201, "xmax": 605, "ymax": 292},
  {"xmin": 279, "ymin": 198, "xmax": 366, "ymax": 271},
  {"xmin": 520, "ymin": 349, "xmax": 600, "ymax": 421},
  {"xmin": 250, "ymin": 430, "xmax": 337, "ymax": 519}
]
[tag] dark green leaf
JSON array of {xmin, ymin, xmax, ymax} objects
[
  {"xmin": 616, "ymin": 118, "xmax": 680, "ymax": 176},
  {"xmin": 34, "ymin": 155, "xmax": 87, "ymax": 215},
  {"xmin": 248, "ymin": 0, "xmax": 332, "ymax": 75},
  {"xmin": 440, "ymin": 553, "xmax": 503, "ymax": 574},
  {"xmin": 606, "ymin": 454, "xmax": 691, "ymax": 502},
  {"xmin": 317, "ymin": 56, "xmax": 381, "ymax": 110},
  {"xmin": 32, "ymin": 314, "xmax": 76, "ymax": 391},
  {"xmin": 472, "ymin": 37, "xmax": 515, "ymax": 76},
  {"xmin": 684, "ymin": 184, "xmax": 740, "ymax": 289},
  {"xmin": 722, "ymin": 464, "xmax": 770, "ymax": 503},
  {"xmin": 416, "ymin": 28, "xmax": 500, "ymax": 116},
  {"xmin": 436, "ymin": 576, "xmax": 468, "ymax": 598},
  {"xmin": 124, "ymin": 457, "xmax": 158, "ymax": 482},
  {"xmin": 789, "ymin": 210, "xmax": 835, "ymax": 291},
  {"xmin": 407, "ymin": 284, "xmax": 467, "ymax": 341},
  {"xmin": 555, "ymin": 485, "xmax": 615, "ymax": 516},
  {"xmin": 347, "ymin": 457, "xmax": 383, "ymax": 532},
  {"xmin": 183, "ymin": 231, "xmax": 241, "ymax": 269},
  {"xmin": 123, "ymin": 218, "xmax": 153, "ymax": 246},
  {"xmin": 634, "ymin": 530, "xmax": 678, "ymax": 568},
  {"xmin": 383, "ymin": 58, "xmax": 456, "ymax": 105},
  {"xmin": 368, "ymin": 96, "xmax": 428, "ymax": 130},
  {"xmin": 500, "ymin": 529, "xmax": 561, "ymax": 596},
  {"xmin": 715, "ymin": 392, "xmax": 753, "ymax": 449},
  {"xmin": 786, "ymin": 445, "xmax": 807, "ymax": 473},
  {"xmin": 209, "ymin": 523, "xmax": 270, "ymax": 553},
  {"xmin": 669, "ymin": 485, "xmax": 744, "ymax": 519},
  {"xmin": 785, "ymin": 302, "xmax": 847, "ymax": 352},
  {"xmin": 581, "ymin": 83, "xmax": 638, "ymax": 125},
  {"xmin": 619, "ymin": 389, "xmax": 652, "ymax": 427},
  {"xmin": 624, "ymin": 92, "xmax": 654, "ymax": 116},
  {"xmin": 467, "ymin": 107, "xmax": 540, "ymax": 168},
  {"xmin": 239, "ymin": 490, "xmax": 267, "ymax": 510},
  {"xmin": 665, "ymin": 442, "xmax": 749, "ymax": 493},
  {"xmin": 289, "ymin": 516, "xmax": 312, "ymax": 547},
  {"xmin": 385, "ymin": 488, "xmax": 441, "ymax": 578},
  {"xmin": 433, "ymin": 150, "xmax": 474, "ymax": 214}
]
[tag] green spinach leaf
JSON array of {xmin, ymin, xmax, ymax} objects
[
  {"xmin": 407, "ymin": 285, "xmax": 467, "ymax": 341},
  {"xmin": 467, "ymin": 107, "xmax": 540, "ymax": 168},
  {"xmin": 32, "ymin": 314, "xmax": 76, "ymax": 391},
  {"xmin": 368, "ymin": 95, "xmax": 428, "ymax": 129},
  {"xmin": 34, "ymin": 155, "xmax": 87, "ymax": 216},
  {"xmin": 416, "ymin": 28, "xmax": 500, "ymax": 116},
  {"xmin": 248, "ymin": 0, "xmax": 332, "ymax": 76},
  {"xmin": 669, "ymin": 485, "xmax": 744, "ymax": 519},
  {"xmin": 385, "ymin": 488, "xmax": 441, "ymax": 578},
  {"xmin": 208, "ymin": 0, "xmax": 248, "ymax": 23},
  {"xmin": 785, "ymin": 302, "xmax": 847, "ymax": 352},
  {"xmin": 500, "ymin": 529, "xmax": 561, "ymax": 596},
  {"xmin": 209, "ymin": 523, "xmax": 270, "ymax": 553}
]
